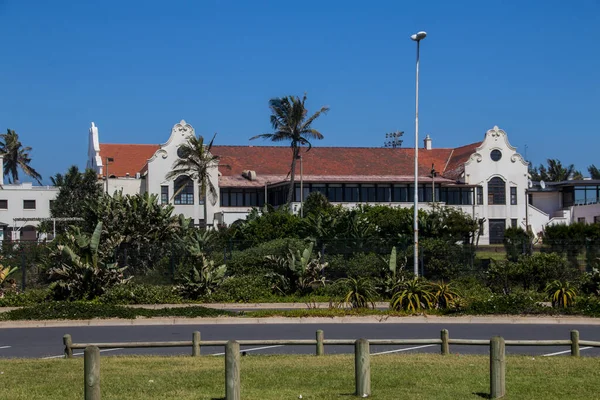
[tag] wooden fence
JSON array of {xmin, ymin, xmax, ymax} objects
[{"xmin": 64, "ymin": 329, "xmax": 599, "ymax": 399}]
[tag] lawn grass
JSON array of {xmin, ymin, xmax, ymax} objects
[{"xmin": 1, "ymin": 354, "xmax": 599, "ymax": 399}]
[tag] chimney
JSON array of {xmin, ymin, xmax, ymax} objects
[
  {"xmin": 424, "ymin": 135, "xmax": 432, "ymax": 150},
  {"xmin": 0, "ymin": 155, "xmax": 3, "ymax": 186}
]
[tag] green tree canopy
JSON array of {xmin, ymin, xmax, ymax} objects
[
  {"xmin": 0, "ymin": 129, "xmax": 42, "ymax": 184},
  {"xmin": 251, "ymin": 94, "xmax": 329, "ymax": 204}
]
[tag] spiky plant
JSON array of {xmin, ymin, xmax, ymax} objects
[
  {"xmin": 390, "ymin": 278, "xmax": 435, "ymax": 312},
  {"xmin": 338, "ymin": 277, "xmax": 378, "ymax": 309},
  {"xmin": 545, "ymin": 280, "xmax": 577, "ymax": 308},
  {"xmin": 431, "ymin": 281, "xmax": 461, "ymax": 309}
]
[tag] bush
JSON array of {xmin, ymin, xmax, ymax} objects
[
  {"xmin": 465, "ymin": 291, "xmax": 546, "ymax": 315},
  {"xmin": 209, "ymin": 275, "xmax": 274, "ymax": 303},
  {"xmin": 327, "ymin": 253, "xmax": 385, "ymax": 280},
  {"xmin": 225, "ymin": 238, "xmax": 309, "ymax": 276},
  {"xmin": 99, "ymin": 284, "xmax": 182, "ymax": 305},
  {"xmin": 419, "ymin": 238, "xmax": 471, "ymax": 281},
  {"xmin": 503, "ymin": 227, "xmax": 533, "ymax": 262},
  {"xmin": 0, "ymin": 288, "xmax": 51, "ymax": 307}
]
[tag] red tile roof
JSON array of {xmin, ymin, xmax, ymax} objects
[
  {"xmin": 98, "ymin": 142, "xmax": 482, "ymax": 184},
  {"xmin": 99, "ymin": 144, "xmax": 159, "ymax": 177}
]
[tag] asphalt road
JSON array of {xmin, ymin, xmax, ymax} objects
[{"xmin": 2, "ymin": 323, "xmax": 600, "ymax": 359}]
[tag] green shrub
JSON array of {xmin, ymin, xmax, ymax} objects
[
  {"xmin": 419, "ymin": 238, "xmax": 470, "ymax": 281},
  {"xmin": 390, "ymin": 279, "xmax": 435, "ymax": 312},
  {"xmin": 337, "ymin": 277, "xmax": 378, "ymax": 309},
  {"xmin": 0, "ymin": 288, "xmax": 51, "ymax": 307},
  {"xmin": 209, "ymin": 275, "xmax": 274, "ymax": 303},
  {"xmin": 0, "ymin": 301, "xmax": 139, "ymax": 320},
  {"xmin": 466, "ymin": 292, "xmax": 546, "ymax": 315},
  {"xmin": 225, "ymin": 238, "xmax": 309, "ymax": 276},
  {"xmin": 178, "ymin": 255, "xmax": 227, "ymax": 300},
  {"xmin": 327, "ymin": 252, "xmax": 385, "ymax": 280},
  {"xmin": 99, "ymin": 284, "xmax": 182, "ymax": 305}
]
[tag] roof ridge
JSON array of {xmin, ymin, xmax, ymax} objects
[{"xmin": 442, "ymin": 149, "xmax": 454, "ymax": 174}]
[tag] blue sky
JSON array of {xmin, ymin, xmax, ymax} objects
[{"xmin": 0, "ymin": 0, "xmax": 598, "ymax": 184}]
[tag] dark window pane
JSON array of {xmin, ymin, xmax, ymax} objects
[
  {"xmin": 221, "ymin": 189, "xmax": 229, "ymax": 206},
  {"xmin": 376, "ymin": 185, "xmax": 391, "ymax": 202},
  {"xmin": 328, "ymin": 185, "xmax": 343, "ymax": 202},
  {"xmin": 174, "ymin": 176, "xmax": 194, "ymax": 205},
  {"xmin": 23, "ymin": 200, "xmax": 36, "ymax": 209},
  {"xmin": 161, "ymin": 185, "xmax": 169, "ymax": 205},
  {"xmin": 345, "ymin": 185, "xmax": 359, "ymax": 202},
  {"xmin": 488, "ymin": 177, "xmax": 506, "ymax": 205},
  {"xmin": 510, "ymin": 187, "xmax": 518, "ymax": 205}
]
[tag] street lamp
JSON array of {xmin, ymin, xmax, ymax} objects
[
  {"xmin": 411, "ymin": 30, "xmax": 426, "ymax": 278},
  {"xmin": 105, "ymin": 157, "xmax": 114, "ymax": 194}
]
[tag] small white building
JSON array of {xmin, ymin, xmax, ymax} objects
[
  {"xmin": 85, "ymin": 121, "xmax": 599, "ymax": 245},
  {"xmin": 0, "ymin": 156, "xmax": 59, "ymax": 241}
]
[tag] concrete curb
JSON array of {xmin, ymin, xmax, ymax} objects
[{"xmin": 3, "ymin": 315, "xmax": 600, "ymax": 328}]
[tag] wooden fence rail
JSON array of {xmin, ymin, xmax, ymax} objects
[
  {"xmin": 71, "ymin": 329, "xmax": 598, "ymax": 399},
  {"xmin": 64, "ymin": 329, "xmax": 591, "ymax": 358}
]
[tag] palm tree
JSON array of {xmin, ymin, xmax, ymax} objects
[
  {"xmin": 546, "ymin": 159, "xmax": 578, "ymax": 182},
  {"xmin": 0, "ymin": 129, "xmax": 42, "ymax": 184},
  {"xmin": 588, "ymin": 164, "xmax": 600, "ymax": 180},
  {"xmin": 251, "ymin": 94, "xmax": 329, "ymax": 204},
  {"xmin": 166, "ymin": 134, "xmax": 228, "ymax": 228}
]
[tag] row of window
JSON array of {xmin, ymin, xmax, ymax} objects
[
  {"xmin": 221, "ymin": 179, "xmax": 520, "ymax": 208},
  {"xmin": 160, "ymin": 176, "xmax": 203, "ymax": 205},
  {"xmin": 0, "ymin": 199, "xmax": 41, "ymax": 210}
]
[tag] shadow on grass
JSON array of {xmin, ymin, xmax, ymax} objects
[{"xmin": 473, "ymin": 392, "xmax": 490, "ymax": 399}]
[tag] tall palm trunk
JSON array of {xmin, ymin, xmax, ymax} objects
[{"xmin": 287, "ymin": 145, "xmax": 299, "ymax": 204}]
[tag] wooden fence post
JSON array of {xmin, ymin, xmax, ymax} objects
[
  {"xmin": 316, "ymin": 330, "xmax": 324, "ymax": 356},
  {"xmin": 63, "ymin": 334, "xmax": 73, "ymax": 359},
  {"xmin": 570, "ymin": 330, "xmax": 580, "ymax": 357},
  {"xmin": 490, "ymin": 336, "xmax": 506, "ymax": 399},
  {"xmin": 225, "ymin": 340, "xmax": 241, "ymax": 400},
  {"xmin": 84, "ymin": 346, "xmax": 101, "ymax": 400},
  {"xmin": 192, "ymin": 331, "xmax": 201, "ymax": 357},
  {"xmin": 441, "ymin": 329, "xmax": 449, "ymax": 355},
  {"xmin": 355, "ymin": 339, "xmax": 371, "ymax": 397}
]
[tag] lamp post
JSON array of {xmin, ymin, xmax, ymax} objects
[
  {"xmin": 431, "ymin": 164, "xmax": 436, "ymax": 203},
  {"xmin": 411, "ymin": 30, "xmax": 426, "ymax": 278},
  {"xmin": 105, "ymin": 157, "xmax": 114, "ymax": 194}
]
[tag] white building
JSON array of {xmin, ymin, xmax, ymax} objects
[
  {"xmin": 85, "ymin": 121, "xmax": 600, "ymax": 245},
  {"xmin": 0, "ymin": 156, "xmax": 59, "ymax": 241}
]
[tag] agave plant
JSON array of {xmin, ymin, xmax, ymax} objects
[
  {"xmin": 178, "ymin": 254, "xmax": 227, "ymax": 300},
  {"xmin": 545, "ymin": 280, "xmax": 577, "ymax": 308},
  {"xmin": 390, "ymin": 278, "xmax": 435, "ymax": 312},
  {"xmin": 338, "ymin": 277, "xmax": 378, "ymax": 309},
  {"xmin": 47, "ymin": 222, "xmax": 130, "ymax": 300},
  {"xmin": 431, "ymin": 281, "xmax": 461, "ymax": 309},
  {"xmin": 265, "ymin": 242, "xmax": 328, "ymax": 295}
]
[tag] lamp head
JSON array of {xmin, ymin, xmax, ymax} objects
[{"xmin": 410, "ymin": 31, "xmax": 427, "ymax": 41}]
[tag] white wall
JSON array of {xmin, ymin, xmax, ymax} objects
[
  {"xmin": 572, "ymin": 204, "xmax": 600, "ymax": 224},
  {"xmin": 463, "ymin": 126, "xmax": 530, "ymax": 244},
  {"xmin": 531, "ymin": 192, "xmax": 561, "ymax": 216},
  {"xmin": 105, "ymin": 178, "xmax": 143, "ymax": 196},
  {"xmin": 0, "ymin": 183, "xmax": 59, "ymax": 240}
]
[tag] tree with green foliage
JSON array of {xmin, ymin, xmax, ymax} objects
[
  {"xmin": 251, "ymin": 94, "xmax": 329, "ymax": 204},
  {"xmin": 0, "ymin": 129, "xmax": 42, "ymax": 184},
  {"xmin": 530, "ymin": 159, "xmax": 581, "ymax": 182},
  {"xmin": 46, "ymin": 222, "xmax": 130, "ymax": 300},
  {"xmin": 83, "ymin": 192, "xmax": 182, "ymax": 273},
  {"xmin": 166, "ymin": 133, "xmax": 227, "ymax": 228},
  {"xmin": 503, "ymin": 227, "xmax": 533, "ymax": 262},
  {"xmin": 588, "ymin": 164, "xmax": 600, "ymax": 180},
  {"xmin": 300, "ymin": 191, "xmax": 332, "ymax": 217},
  {"xmin": 42, "ymin": 166, "xmax": 103, "ymax": 234}
]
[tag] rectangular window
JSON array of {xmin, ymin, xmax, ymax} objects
[
  {"xmin": 578, "ymin": 217, "xmax": 586, "ymax": 224},
  {"xmin": 161, "ymin": 185, "xmax": 169, "ymax": 205},
  {"xmin": 361, "ymin": 185, "xmax": 376, "ymax": 202},
  {"xmin": 510, "ymin": 187, "xmax": 518, "ymax": 205},
  {"xmin": 393, "ymin": 185, "xmax": 408, "ymax": 202},
  {"xmin": 0, "ymin": 200, "xmax": 7, "ymax": 209},
  {"xmin": 344, "ymin": 185, "xmax": 359, "ymax": 202},
  {"xmin": 376, "ymin": 185, "xmax": 391, "ymax": 202},
  {"xmin": 230, "ymin": 191, "xmax": 243, "ymax": 206},
  {"xmin": 245, "ymin": 191, "xmax": 258, "ymax": 207},
  {"xmin": 328, "ymin": 184, "xmax": 343, "ymax": 202},
  {"xmin": 311, "ymin": 184, "xmax": 327, "ymax": 197},
  {"xmin": 476, "ymin": 186, "xmax": 483, "ymax": 205},
  {"xmin": 23, "ymin": 200, "xmax": 36, "ymax": 210},
  {"xmin": 221, "ymin": 189, "xmax": 230, "ymax": 207},
  {"xmin": 511, "ymin": 219, "xmax": 518, "ymax": 228},
  {"xmin": 594, "ymin": 216, "xmax": 600, "ymax": 224}
]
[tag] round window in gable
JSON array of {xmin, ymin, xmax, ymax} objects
[
  {"xmin": 490, "ymin": 149, "xmax": 502, "ymax": 162},
  {"xmin": 177, "ymin": 146, "xmax": 186, "ymax": 159}
]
